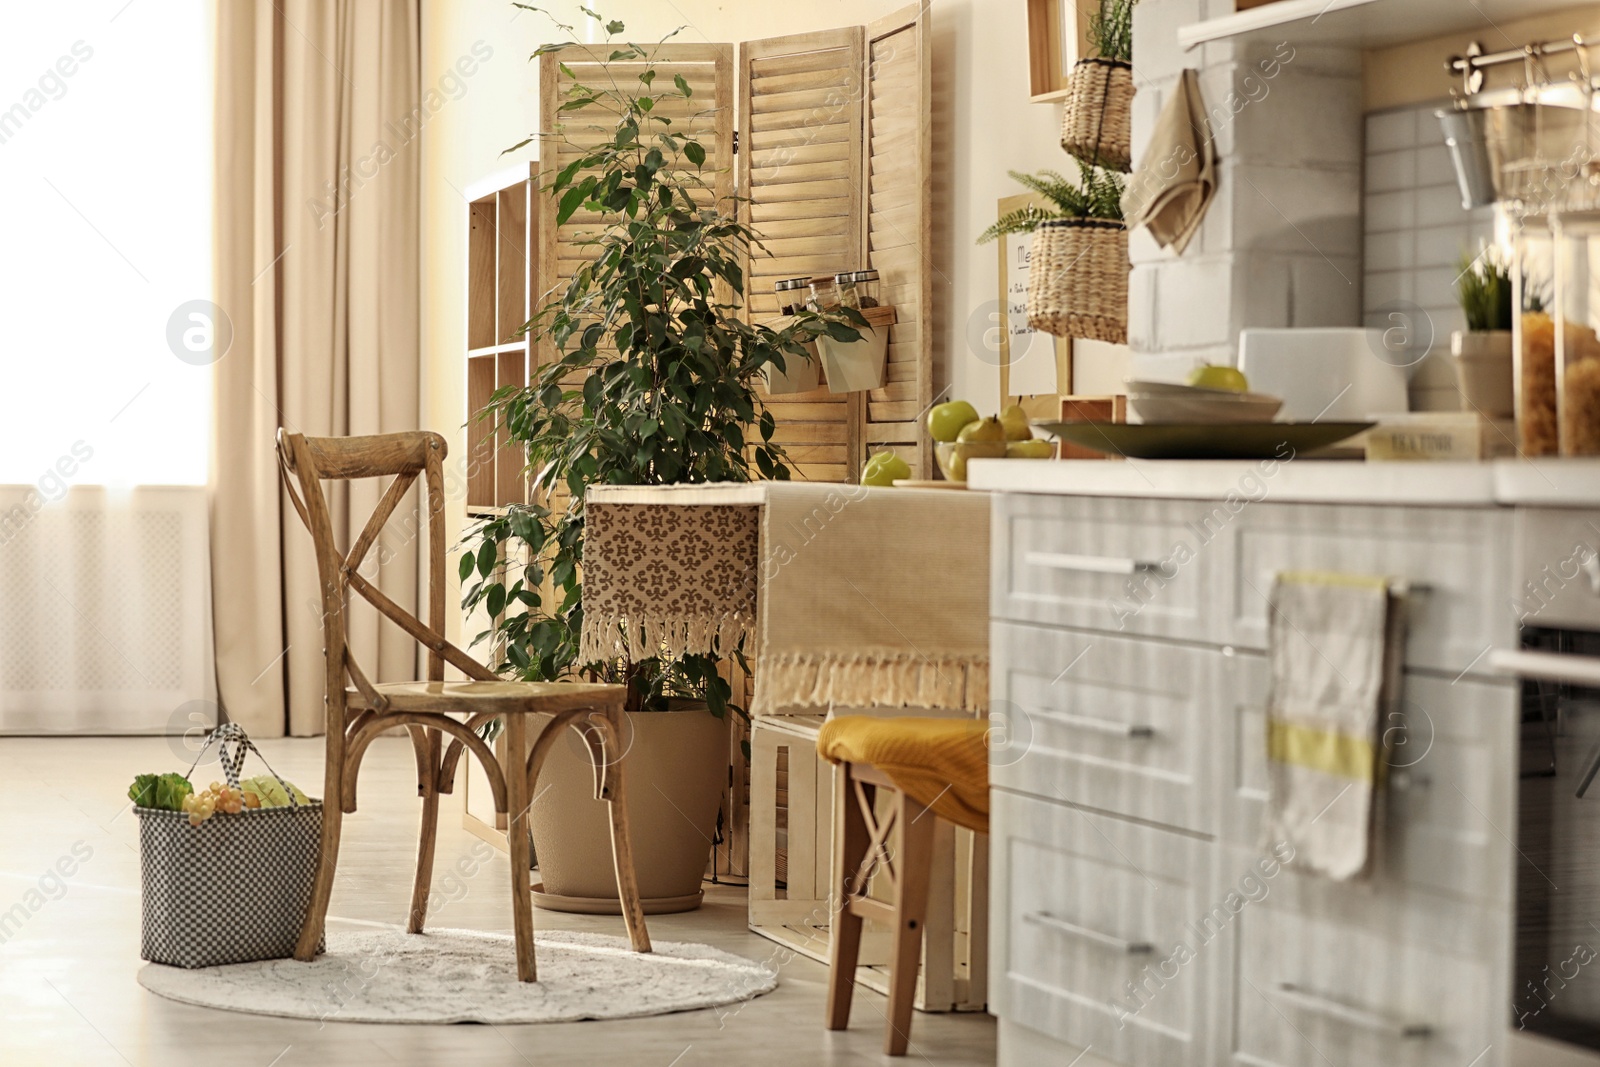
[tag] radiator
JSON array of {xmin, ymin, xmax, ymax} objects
[{"xmin": 0, "ymin": 485, "xmax": 214, "ymax": 733}]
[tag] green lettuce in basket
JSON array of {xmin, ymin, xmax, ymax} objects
[{"xmin": 128, "ymin": 773, "xmax": 194, "ymax": 812}]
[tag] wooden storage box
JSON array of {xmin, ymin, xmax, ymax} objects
[{"xmin": 749, "ymin": 714, "xmax": 988, "ymax": 1013}]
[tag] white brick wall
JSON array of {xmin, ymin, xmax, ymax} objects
[
  {"xmin": 1362, "ymin": 105, "xmax": 1498, "ymax": 409},
  {"xmin": 1126, "ymin": 12, "xmax": 1363, "ymax": 381}
]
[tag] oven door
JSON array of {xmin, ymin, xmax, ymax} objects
[{"xmin": 1494, "ymin": 632, "xmax": 1600, "ymax": 1053}]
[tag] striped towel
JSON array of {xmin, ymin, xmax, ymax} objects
[{"xmin": 1261, "ymin": 572, "xmax": 1406, "ymax": 881}]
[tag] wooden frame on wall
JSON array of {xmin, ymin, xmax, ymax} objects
[
  {"xmin": 1026, "ymin": 0, "xmax": 1097, "ymax": 103},
  {"xmin": 995, "ymin": 192, "xmax": 1072, "ymax": 415}
]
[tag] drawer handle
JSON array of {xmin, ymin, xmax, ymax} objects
[
  {"xmin": 1274, "ymin": 982, "xmax": 1432, "ymax": 1039},
  {"xmin": 1049, "ymin": 711, "xmax": 1156, "ymax": 739},
  {"xmin": 1489, "ymin": 649, "xmax": 1600, "ymax": 689},
  {"xmin": 1024, "ymin": 911, "xmax": 1154, "ymax": 955},
  {"xmin": 1026, "ymin": 551, "xmax": 1163, "ymax": 576}
]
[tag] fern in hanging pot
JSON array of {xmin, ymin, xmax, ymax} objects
[
  {"xmin": 1061, "ymin": 0, "xmax": 1137, "ymax": 172},
  {"xmin": 979, "ymin": 164, "xmax": 1129, "ymax": 344}
]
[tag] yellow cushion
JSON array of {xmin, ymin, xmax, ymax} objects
[{"xmin": 816, "ymin": 716, "xmax": 990, "ymax": 834}]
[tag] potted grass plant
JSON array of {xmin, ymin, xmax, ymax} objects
[
  {"xmin": 1060, "ymin": 0, "xmax": 1137, "ymax": 171},
  {"xmin": 980, "ymin": 163, "xmax": 1129, "ymax": 344},
  {"xmin": 1452, "ymin": 250, "xmax": 1515, "ymax": 417},
  {"xmin": 459, "ymin": 8, "xmax": 860, "ymax": 914}
]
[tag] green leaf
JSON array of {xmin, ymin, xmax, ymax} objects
[
  {"xmin": 557, "ymin": 184, "xmax": 588, "ymax": 225},
  {"xmin": 606, "ymin": 19, "xmax": 624, "ymax": 33},
  {"xmin": 487, "ymin": 584, "xmax": 506, "ymax": 619},
  {"xmin": 684, "ymin": 140, "xmax": 705, "ymax": 167},
  {"xmin": 476, "ymin": 539, "xmax": 498, "ymax": 579},
  {"xmin": 458, "ymin": 553, "xmax": 476, "ymax": 582},
  {"xmin": 674, "ymin": 73, "xmax": 692, "ymax": 97}
]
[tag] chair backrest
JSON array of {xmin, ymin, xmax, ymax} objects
[{"xmin": 276, "ymin": 429, "xmax": 496, "ymax": 716}]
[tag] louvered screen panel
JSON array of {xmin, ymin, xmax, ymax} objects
[
  {"xmin": 537, "ymin": 45, "xmax": 734, "ymax": 375},
  {"xmin": 534, "ymin": 44, "xmax": 733, "ymax": 506},
  {"xmin": 862, "ymin": 7, "xmax": 933, "ymax": 479},
  {"xmin": 738, "ymin": 29, "xmax": 865, "ymax": 483}
]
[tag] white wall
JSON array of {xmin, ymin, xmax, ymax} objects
[{"xmin": 420, "ymin": 0, "xmax": 1070, "ymax": 640}]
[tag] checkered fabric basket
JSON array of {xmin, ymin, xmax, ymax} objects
[{"xmin": 136, "ymin": 724, "xmax": 324, "ymax": 968}]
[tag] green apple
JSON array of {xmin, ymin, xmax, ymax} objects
[
  {"xmin": 1187, "ymin": 364, "xmax": 1249, "ymax": 392},
  {"xmin": 927, "ymin": 400, "xmax": 980, "ymax": 443},
  {"xmin": 956, "ymin": 416, "xmax": 1007, "ymax": 444},
  {"xmin": 1006, "ymin": 439, "xmax": 1054, "ymax": 459},
  {"xmin": 1000, "ymin": 403, "xmax": 1033, "ymax": 441},
  {"xmin": 861, "ymin": 451, "xmax": 912, "ymax": 486}
]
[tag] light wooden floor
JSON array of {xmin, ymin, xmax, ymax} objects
[{"xmin": 0, "ymin": 735, "xmax": 996, "ymax": 1067}]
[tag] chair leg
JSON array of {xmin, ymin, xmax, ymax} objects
[
  {"xmin": 503, "ymin": 713, "xmax": 537, "ymax": 982},
  {"xmin": 407, "ymin": 726, "xmax": 442, "ymax": 934},
  {"xmin": 826, "ymin": 764, "xmax": 871, "ymax": 1032},
  {"xmin": 599, "ymin": 705, "xmax": 651, "ymax": 953},
  {"xmin": 296, "ymin": 723, "xmax": 346, "ymax": 962},
  {"xmin": 885, "ymin": 789, "xmax": 936, "ymax": 1057}
]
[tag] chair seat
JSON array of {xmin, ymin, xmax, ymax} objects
[{"xmin": 348, "ymin": 679, "xmax": 625, "ymax": 716}]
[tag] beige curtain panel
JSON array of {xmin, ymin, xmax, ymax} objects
[{"xmin": 212, "ymin": 0, "xmax": 422, "ymax": 737}]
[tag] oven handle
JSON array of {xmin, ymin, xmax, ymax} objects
[
  {"xmin": 1488, "ymin": 649, "xmax": 1600, "ymax": 688},
  {"xmin": 1489, "ymin": 649, "xmax": 1600, "ymax": 798}
]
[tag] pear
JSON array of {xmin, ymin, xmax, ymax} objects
[
  {"xmin": 1000, "ymin": 403, "xmax": 1032, "ymax": 442},
  {"xmin": 956, "ymin": 416, "xmax": 1007, "ymax": 444},
  {"xmin": 1006, "ymin": 439, "xmax": 1054, "ymax": 459}
]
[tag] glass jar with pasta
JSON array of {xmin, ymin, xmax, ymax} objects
[
  {"xmin": 1551, "ymin": 212, "xmax": 1600, "ymax": 455},
  {"xmin": 1514, "ymin": 217, "xmax": 1558, "ymax": 456}
]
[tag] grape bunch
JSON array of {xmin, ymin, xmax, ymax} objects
[{"xmin": 181, "ymin": 781, "xmax": 259, "ymax": 826}]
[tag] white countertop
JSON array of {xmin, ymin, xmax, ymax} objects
[{"xmin": 966, "ymin": 458, "xmax": 1600, "ymax": 507}]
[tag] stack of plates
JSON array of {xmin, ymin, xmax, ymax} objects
[{"xmin": 1125, "ymin": 380, "xmax": 1283, "ymax": 424}]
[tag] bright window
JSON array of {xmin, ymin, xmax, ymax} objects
[{"xmin": 0, "ymin": 1, "xmax": 213, "ymax": 488}]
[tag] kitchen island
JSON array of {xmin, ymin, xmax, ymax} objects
[{"xmin": 968, "ymin": 457, "xmax": 1600, "ymax": 1067}]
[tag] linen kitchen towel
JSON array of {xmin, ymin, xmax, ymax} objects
[
  {"xmin": 1122, "ymin": 68, "xmax": 1215, "ymax": 254},
  {"xmin": 752, "ymin": 483, "xmax": 989, "ymax": 716},
  {"xmin": 579, "ymin": 503, "xmax": 761, "ymax": 663},
  {"xmin": 1261, "ymin": 572, "xmax": 1406, "ymax": 881}
]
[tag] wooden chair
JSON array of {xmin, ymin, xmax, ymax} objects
[
  {"xmin": 275, "ymin": 429, "xmax": 650, "ymax": 982},
  {"xmin": 825, "ymin": 760, "xmax": 938, "ymax": 1057}
]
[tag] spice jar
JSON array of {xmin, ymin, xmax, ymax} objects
[
  {"xmin": 834, "ymin": 269, "xmax": 881, "ymax": 309},
  {"xmin": 807, "ymin": 275, "xmax": 841, "ymax": 311},
  {"xmin": 1550, "ymin": 212, "xmax": 1600, "ymax": 455},
  {"xmin": 1514, "ymin": 216, "xmax": 1558, "ymax": 456},
  {"xmin": 774, "ymin": 277, "xmax": 810, "ymax": 317}
]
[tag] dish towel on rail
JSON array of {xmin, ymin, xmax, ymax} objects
[
  {"xmin": 1261, "ymin": 572, "xmax": 1406, "ymax": 881},
  {"xmin": 752, "ymin": 484, "xmax": 989, "ymax": 716}
]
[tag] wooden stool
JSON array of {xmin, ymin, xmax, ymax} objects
[{"xmin": 825, "ymin": 760, "xmax": 939, "ymax": 1057}]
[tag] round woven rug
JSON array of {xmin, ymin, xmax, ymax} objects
[{"xmin": 137, "ymin": 927, "xmax": 777, "ymax": 1024}]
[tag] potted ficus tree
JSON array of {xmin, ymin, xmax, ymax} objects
[{"xmin": 460, "ymin": 9, "xmax": 862, "ymax": 914}]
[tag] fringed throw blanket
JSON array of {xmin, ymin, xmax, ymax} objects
[
  {"xmin": 578, "ymin": 503, "xmax": 761, "ymax": 664},
  {"xmin": 752, "ymin": 484, "xmax": 989, "ymax": 716}
]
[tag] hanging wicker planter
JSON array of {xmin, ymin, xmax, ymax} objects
[
  {"xmin": 1026, "ymin": 218, "xmax": 1129, "ymax": 344},
  {"xmin": 1061, "ymin": 58, "xmax": 1134, "ymax": 172}
]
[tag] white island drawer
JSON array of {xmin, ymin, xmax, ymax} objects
[
  {"xmin": 1223, "ymin": 503, "xmax": 1514, "ymax": 676},
  {"xmin": 991, "ymin": 623, "xmax": 1220, "ymax": 833},
  {"xmin": 1227, "ymin": 853, "xmax": 1504, "ymax": 1067},
  {"xmin": 993, "ymin": 494, "xmax": 1227, "ymax": 642},
  {"xmin": 1221, "ymin": 658, "xmax": 1518, "ymax": 905},
  {"xmin": 992, "ymin": 790, "xmax": 1215, "ymax": 1067}
]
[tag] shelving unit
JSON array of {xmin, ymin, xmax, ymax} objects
[
  {"xmin": 463, "ymin": 161, "xmax": 539, "ymax": 518},
  {"xmin": 1179, "ymin": 0, "xmax": 1598, "ymax": 52}
]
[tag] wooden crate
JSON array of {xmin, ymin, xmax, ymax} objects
[{"xmin": 749, "ymin": 715, "xmax": 988, "ymax": 1013}]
